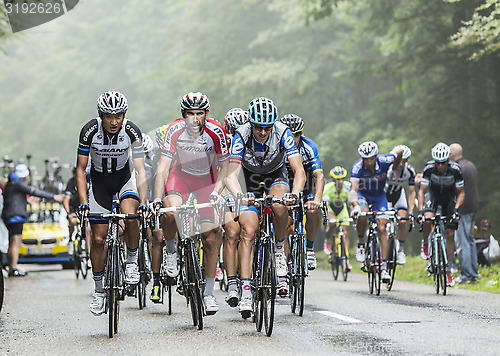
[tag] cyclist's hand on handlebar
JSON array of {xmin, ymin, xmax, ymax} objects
[
  {"xmin": 351, "ymin": 205, "xmax": 361, "ymax": 219},
  {"xmin": 305, "ymin": 199, "xmax": 320, "ymax": 211},
  {"xmin": 151, "ymin": 199, "xmax": 162, "ymax": 215},
  {"xmin": 209, "ymin": 191, "xmax": 222, "ymax": 205},
  {"xmin": 77, "ymin": 203, "xmax": 90, "ymax": 219},
  {"xmin": 283, "ymin": 193, "xmax": 298, "ymax": 206},
  {"xmin": 137, "ymin": 203, "xmax": 149, "ymax": 219},
  {"xmin": 417, "ymin": 211, "xmax": 424, "ymax": 223},
  {"xmin": 452, "ymin": 211, "xmax": 461, "ymax": 222},
  {"xmin": 244, "ymin": 192, "xmax": 255, "ymax": 206}
]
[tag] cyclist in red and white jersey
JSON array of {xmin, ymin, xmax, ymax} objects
[{"xmin": 152, "ymin": 92, "xmax": 229, "ymax": 315}]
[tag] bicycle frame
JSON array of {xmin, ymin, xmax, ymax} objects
[
  {"xmin": 329, "ymin": 218, "xmax": 352, "ymax": 281},
  {"xmin": 422, "ymin": 211, "xmax": 449, "ymax": 295}
]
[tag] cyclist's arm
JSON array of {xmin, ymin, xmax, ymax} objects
[
  {"xmin": 154, "ymin": 154, "xmax": 173, "ymax": 201},
  {"xmin": 225, "ymin": 162, "xmax": 243, "ymax": 198},
  {"xmin": 289, "ymin": 155, "xmax": 306, "ymax": 195},
  {"xmin": 390, "ymin": 146, "xmax": 404, "ymax": 169},
  {"xmin": 349, "ymin": 179, "xmax": 360, "ymax": 209},
  {"xmin": 133, "ymin": 156, "xmax": 148, "ymax": 205},
  {"xmin": 312, "ymin": 169, "xmax": 325, "ymax": 205},
  {"xmin": 76, "ymin": 154, "xmax": 89, "ymax": 205},
  {"xmin": 213, "ymin": 158, "xmax": 229, "ymax": 195},
  {"xmin": 417, "ymin": 182, "xmax": 429, "ymax": 212},
  {"xmin": 63, "ymin": 194, "xmax": 71, "ymax": 214},
  {"xmin": 455, "ymin": 185, "xmax": 465, "ymax": 212},
  {"xmin": 407, "ymin": 184, "xmax": 416, "ymax": 215}
]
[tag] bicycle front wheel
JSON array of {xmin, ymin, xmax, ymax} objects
[
  {"xmin": 437, "ymin": 238, "xmax": 447, "ymax": 296},
  {"xmin": 297, "ymin": 234, "xmax": 306, "ymax": 317},
  {"xmin": 386, "ymin": 237, "xmax": 397, "ymax": 291},
  {"xmin": 373, "ymin": 237, "xmax": 381, "ymax": 296},
  {"xmin": 137, "ymin": 238, "xmax": 150, "ymax": 310},
  {"xmin": 79, "ymin": 238, "xmax": 89, "ymax": 279},
  {"xmin": 340, "ymin": 235, "xmax": 349, "ymax": 282},
  {"xmin": 290, "ymin": 236, "xmax": 297, "ymax": 314},
  {"xmin": 262, "ymin": 244, "xmax": 276, "ymax": 336},
  {"xmin": 187, "ymin": 241, "xmax": 204, "ymax": 330},
  {"xmin": 72, "ymin": 240, "xmax": 80, "ymax": 279},
  {"xmin": 331, "ymin": 236, "xmax": 339, "ymax": 280},
  {"xmin": 106, "ymin": 241, "xmax": 116, "ymax": 338}
]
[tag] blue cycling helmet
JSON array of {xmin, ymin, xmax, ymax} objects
[{"xmin": 248, "ymin": 97, "xmax": 278, "ymax": 127}]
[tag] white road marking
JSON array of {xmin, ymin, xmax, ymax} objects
[{"xmin": 316, "ymin": 311, "xmax": 363, "ymax": 323}]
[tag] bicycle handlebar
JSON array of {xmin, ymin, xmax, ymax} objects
[{"xmin": 87, "ymin": 212, "xmax": 140, "ymax": 220}]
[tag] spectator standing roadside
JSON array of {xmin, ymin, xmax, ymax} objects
[
  {"xmin": 450, "ymin": 143, "xmax": 479, "ymax": 283},
  {"xmin": 1, "ymin": 164, "xmax": 65, "ymax": 277}
]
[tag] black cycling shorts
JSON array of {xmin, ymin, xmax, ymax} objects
[
  {"xmin": 6, "ymin": 222, "xmax": 24, "ymax": 235},
  {"xmin": 423, "ymin": 192, "xmax": 458, "ymax": 230},
  {"xmin": 242, "ymin": 165, "xmax": 289, "ymax": 198}
]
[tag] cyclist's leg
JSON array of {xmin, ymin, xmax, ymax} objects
[
  {"xmin": 237, "ymin": 209, "xmax": 258, "ymax": 311},
  {"xmin": 223, "ymin": 209, "xmax": 241, "ymax": 301},
  {"xmin": 355, "ymin": 195, "xmax": 369, "ymax": 261},
  {"xmin": 150, "ymin": 228, "xmax": 164, "ymax": 301}
]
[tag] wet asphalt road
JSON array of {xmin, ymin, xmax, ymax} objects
[{"xmin": 1, "ymin": 265, "xmax": 499, "ymax": 355}]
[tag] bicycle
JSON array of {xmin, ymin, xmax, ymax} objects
[
  {"xmin": 328, "ymin": 218, "xmax": 353, "ymax": 282},
  {"xmin": 235, "ymin": 193, "xmax": 286, "ymax": 337},
  {"xmin": 72, "ymin": 217, "xmax": 90, "ymax": 279},
  {"xmin": 157, "ymin": 201, "xmax": 221, "ymax": 330},
  {"xmin": 420, "ymin": 208, "xmax": 449, "ymax": 296},
  {"xmin": 136, "ymin": 214, "xmax": 152, "ymax": 309},
  {"xmin": 87, "ymin": 205, "xmax": 139, "ymax": 338},
  {"xmin": 385, "ymin": 214, "xmax": 413, "ymax": 291},
  {"xmin": 355, "ymin": 210, "xmax": 396, "ymax": 296}
]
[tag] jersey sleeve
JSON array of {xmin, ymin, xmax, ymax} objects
[
  {"xmin": 303, "ymin": 137, "xmax": 323, "ymax": 173},
  {"xmin": 207, "ymin": 119, "xmax": 229, "ymax": 162},
  {"xmin": 229, "ymin": 132, "xmax": 245, "ymax": 164},
  {"xmin": 379, "ymin": 153, "xmax": 396, "ymax": 171},
  {"xmin": 77, "ymin": 119, "xmax": 98, "ymax": 156},
  {"xmin": 420, "ymin": 164, "xmax": 432, "ymax": 186},
  {"xmin": 407, "ymin": 164, "xmax": 416, "ymax": 186},
  {"xmin": 453, "ymin": 164, "xmax": 465, "ymax": 188},
  {"xmin": 281, "ymin": 128, "xmax": 299, "ymax": 159},
  {"xmin": 126, "ymin": 121, "xmax": 144, "ymax": 159},
  {"xmin": 161, "ymin": 120, "xmax": 182, "ymax": 159},
  {"xmin": 350, "ymin": 160, "xmax": 362, "ymax": 181}
]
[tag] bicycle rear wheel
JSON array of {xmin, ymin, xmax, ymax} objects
[
  {"xmin": 262, "ymin": 245, "xmax": 276, "ymax": 336},
  {"xmin": 386, "ymin": 237, "xmax": 397, "ymax": 291}
]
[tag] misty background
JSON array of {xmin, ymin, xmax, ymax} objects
[{"xmin": 0, "ymin": 0, "xmax": 499, "ymax": 243}]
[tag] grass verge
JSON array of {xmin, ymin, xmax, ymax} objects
[{"xmin": 316, "ymin": 250, "xmax": 500, "ymax": 293}]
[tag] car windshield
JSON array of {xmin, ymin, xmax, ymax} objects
[{"xmin": 27, "ymin": 201, "xmax": 63, "ymax": 223}]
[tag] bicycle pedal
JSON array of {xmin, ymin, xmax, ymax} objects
[{"xmin": 241, "ymin": 310, "xmax": 251, "ymax": 319}]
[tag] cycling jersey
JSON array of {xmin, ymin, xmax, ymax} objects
[
  {"xmin": 161, "ymin": 117, "xmax": 229, "ymax": 176},
  {"xmin": 421, "ymin": 160, "xmax": 464, "ymax": 200},
  {"xmin": 323, "ymin": 181, "xmax": 350, "ymax": 219},
  {"xmin": 77, "ymin": 118, "xmax": 144, "ymax": 173},
  {"xmin": 286, "ymin": 135, "xmax": 323, "ymax": 196},
  {"xmin": 350, "ymin": 153, "xmax": 396, "ymax": 197},
  {"xmin": 385, "ymin": 162, "xmax": 416, "ymax": 207},
  {"xmin": 230, "ymin": 122, "xmax": 299, "ymax": 175}
]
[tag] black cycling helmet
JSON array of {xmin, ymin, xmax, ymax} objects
[{"xmin": 280, "ymin": 114, "xmax": 304, "ymax": 134}]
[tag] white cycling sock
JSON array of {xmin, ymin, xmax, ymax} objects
[
  {"xmin": 275, "ymin": 238, "xmax": 285, "ymax": 253},
  {"xmin": 93, "ymin": 270, "xmax": 104, "ymax": 293},
  {"xmin": 126, "ymin": 247, "xmax": 138, "ymax": 264},
  {"xmin": 165, "ymin": 238, "xmax": 176, "ymax": 254},
  {"xmin": 241, "ymin": 278, "xmax": 251, "ymax": 299},
  {"xmin": 204, "ymin": 277, "xmax": 215, "ymax": 297}
]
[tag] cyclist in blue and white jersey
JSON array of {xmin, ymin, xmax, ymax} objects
[
  {"xmin": 350, "ymin": 141, "xmax": 403, "ymax": 283},
  {"xmin": 76, "ymin": 91, "xmax": 148, "ymax": 316},
  {"xmin": 280, "ymin": 114, "xmax": 325, "ymax": 270},
  {"xmin": 225, "ymin": 97, "xmax": 305, "ymax": 317},
  {"xmin": 222, "ymin": 108, "xmax": 248, "ymax": 308},
  {"xmin": 385, "ymin": 145, "xmax": 416, "ymax": 265}
]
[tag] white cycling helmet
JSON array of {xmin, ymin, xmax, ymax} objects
[
  {"xmin": 358, "ymin": 141, "xmax": 379, "ymax": 158},
  {"xmin": 97, "ymin": 91, "xmax": 128, "ymax": 114},
  {"xmin": 395, "ymin": 144, "xmax": 411, "ymax": 160},
  {"xmin": 180, "ymin": 92, "xmax": 210, "ymax": 111},
  {"xmin": 142, "ymin": 133, "xmax": 154, "ymax": 153},
  {"xmin": 280, "ymin": 114, "xmax": 304, "ymax": 134},
  {"xmin": 431, "ymin": 142, "xmax": 450, "ymax": 162},
  {"xmin": 225, "ymin": 108, "xmax": 248, "ymax": 129}
]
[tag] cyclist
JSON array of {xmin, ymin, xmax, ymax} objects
[
  {"xmin": 76, "ymin": 91, "xmax": 149, "ymax": 316},
  {"xmin": 280, "ymin": 114, "xmax": 325, "ymax": 270},
  {"xmin": 323, "ymin": 166, "xmax": 352, "ymax": 270},
  {"xmin": 225, "ymin": 97, "xmax": 305, "ymax": 316},
  {"xmin": 385, "ymin": 145, "xmax": 416, "ymax": 265},
  {"xmin": 350, "ymin": 141, "xmax": 403, "ymax": 283},
  {"xmin": 222, "ymin": 108, "xmax": 248, "ymax": 307},
  {"xmin": 63, "ymin": 166, "xmax": 80, "ymax": 240},
  {"xmin": 152, "ymin": 92, "xmax": 229, "ymax": 314},
  {"xmin": 418, "ymin": 142, "xmax": 464, "ymax": 287}
]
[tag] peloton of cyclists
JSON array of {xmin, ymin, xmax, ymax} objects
[
  {"xmin": 418, "ymin": 142, "xmax": 464, "ymax": 287},
  {"xmin": 76, "ymin": 90, "xmax": 149, "ymax": 316},
  {"xmin": 350, "ymin": 141, "xmax": 403, "ymax": 283}
]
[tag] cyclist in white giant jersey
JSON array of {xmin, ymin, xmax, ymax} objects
[
  {"xmin": 225, "ymin": 97, "xmax": 305, "ymax": 317},
  {"xmin": 152, "ymin": 92, "xmax": 229, "ymax": 315},
  {"xmin": 76, "ymin": 91, "xmax": 148, "ymax": 316},
  {"xmin": 385, "ymin": 145, "xmax": 416, "ymax": 265},
  {"xmin": 222, "ymin": 108, "xmax": 249, "ymax": 308},
  {"xmin": 280, "ymin": 114, "xmax": 325, "ymax": 272}
]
